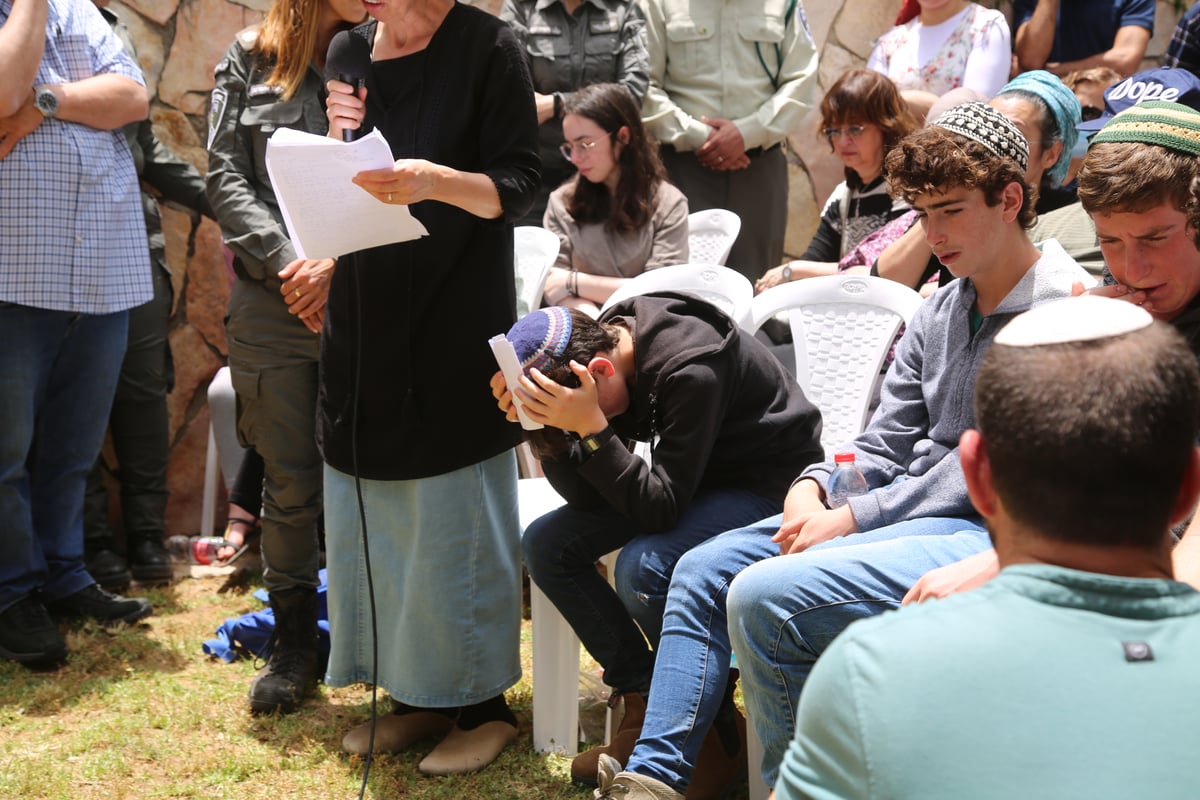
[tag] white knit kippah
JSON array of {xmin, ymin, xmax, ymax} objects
[{"xmin": 994, "ymin": 295, "xmax": 1153, "ymax": 347}]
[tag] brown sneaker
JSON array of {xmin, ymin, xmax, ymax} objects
[{"xmin": 572, "ymin": 691, "xmax": 647, "ymax": 785}]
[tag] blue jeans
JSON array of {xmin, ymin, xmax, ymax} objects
[
  {"xmin": 0, "ymin": 304, "xmax": 128, "ymax": 611},
  {"xmin": 522, "ymin": 488, "xmax": 781, "ymax": 693},
  {"xmin": 726, "ymin": 516, "xmax": 991, "ymax": 788},
  {"xmin": 625, "ymin": 520, "xmax": 779, "ymax": 791}
]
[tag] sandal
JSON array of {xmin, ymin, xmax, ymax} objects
[{"xmin": 218, "ymin": 516, "xmax": 260, "ymax": 565}]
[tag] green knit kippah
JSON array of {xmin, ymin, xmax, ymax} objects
[{"xmin": 1090, "ymin": 100, "xmax": 1200, "ymax": 156}]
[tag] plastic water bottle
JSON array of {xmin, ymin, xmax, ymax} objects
[
  {"xmin": 165, "ymin": 534, "xmax": 230, "ymax": 565},
  {"xmin": 827, "ymin": 452, "xmax": 868, "ymax": 508}
]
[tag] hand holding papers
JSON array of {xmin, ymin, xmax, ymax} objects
[
  {"xmin": 265, "ymin": 128, "xmax": 428, "ymax": 260},
  {"xmin": 489, "ymin": 334, "xmax": 543, "ymax": 431}
]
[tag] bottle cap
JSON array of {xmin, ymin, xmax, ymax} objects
[{"xmin": 834, "ymin": 452, "xmax": 856, "ymax": 463}]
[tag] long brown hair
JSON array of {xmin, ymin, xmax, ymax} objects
[
  {"xmin": 563, "ymin": 83, "xmax": 668, "ymax": 233},
  {"xmin": 254, "ymin": 0, "xmax": 324, "ymax": 101}
]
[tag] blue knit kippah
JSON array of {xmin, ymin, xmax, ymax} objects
[{"xmin": 506, "ymin": 307, "xmax": 573, "ymax": 376}]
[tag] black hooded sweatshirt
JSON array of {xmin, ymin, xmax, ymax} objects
[{"xmin": 543, "ymin": 292, "xmax": 824, "ymax": 533}]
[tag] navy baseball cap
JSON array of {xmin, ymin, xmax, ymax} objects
[{"xmin": 1079, "ymin": 67, "xmax": 1200, "ymax": 132}]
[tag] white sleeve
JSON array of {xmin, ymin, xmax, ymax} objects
[
  {"xmin": 960, "ymin": 14, "xmax": 1012, "ymax": 98},
  {"xmin": 866, "ymin": 38, "xmax": 888, "ymax": 75}
]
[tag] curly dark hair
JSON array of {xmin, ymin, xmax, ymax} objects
[
  {"xmin": 1079, "ymin": 141, "xmax": 1200, "ymax": 249},
  {"xmin": 562, "ymin": 83, "xmax": 668, "ymax": 233},
  {"xmin": 885, "ymin": 126, "xmax": 1037, "ymax": 229}
]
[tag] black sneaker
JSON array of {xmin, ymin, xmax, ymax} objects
[
  {"xmin": 86, "ymin": 548, "xmax": 132, "ymax": 591},
  {"xmin": 45, "ymin": 584, "xmax": 153, "ymax": 626},
  {"xmin": 0, "ymin": 596, "xmax": 68, "ymax": 668},
  {"xmin": 128, "ymin": 539, "xmax": 174, "ymax": 585}
]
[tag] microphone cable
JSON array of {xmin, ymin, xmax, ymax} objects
[{"xmin": 349, "ymin": 263, "xmax": 381, "ymax": 800}]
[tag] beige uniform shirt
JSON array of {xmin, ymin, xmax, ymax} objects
[{"xmin": 639, "ymin": 0, "xmax": 818, "ymax": 152}]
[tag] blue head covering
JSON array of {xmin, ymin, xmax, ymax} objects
[
  {"xmin": 996, "ymin": 70, "xmax": 1081, "ymax": 188},
  {"xmin": 506, "ymin": 306, "xmax": 574, "ymax": 377}
]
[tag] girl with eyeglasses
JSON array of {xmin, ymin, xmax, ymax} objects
[
  {"xmin": 755, "ymin": 69, "xmax": 918, "ymax": 294},
  {"xmin": 541, "ymin": 82, "xmax": 689, "ymax": 318}
]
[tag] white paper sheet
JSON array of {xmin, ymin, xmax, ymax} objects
[
  {"xmin": 264, "ymin": 127, "xmax": 428, "ymax": 260},
  {"xmin": 489, "ymin": 334, "xmax": 543, "ymax": 431}
]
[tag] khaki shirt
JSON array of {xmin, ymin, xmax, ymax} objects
[{"xmin": 640, "ymin": 0, "xmax": 818, "ymax": 152}]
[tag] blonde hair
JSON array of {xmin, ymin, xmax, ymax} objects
[{"xmin": 254, "ymin": 0, "xmax": 324, "ymax": 101}]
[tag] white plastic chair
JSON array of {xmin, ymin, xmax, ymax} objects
[
  {"xmin": 519, "ymin": 477, "xmax": 574, "ymax": 753},
  {"xmin": 686, "ymin": 209, "xmax": 741, "ymax": 266},
  {"xmin": 747, "ymin": 275, "xmax": 924, "ymax": 457},
  {"xmin": 200, "ymin": 365, "xmax": 244, "ymax": 537},
  {"xmin": 600, "ymin": 263, "xmax": 754, "ymax": 328},
  {"xmin": 514, "ymin": 226, "xmax": 561, "ymax": 318},
  {"xmin": 522, "ymin": 476, "xmax": 624, "ymax": 754}
]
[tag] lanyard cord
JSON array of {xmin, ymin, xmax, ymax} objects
[{"xmin": 755, "ymin": 0, "xmax": 797, "ymax": 90}]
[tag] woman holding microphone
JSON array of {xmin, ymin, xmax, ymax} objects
[{"xmin": 322, "ymin": 0, "xmax": 539, "ymax": 775}]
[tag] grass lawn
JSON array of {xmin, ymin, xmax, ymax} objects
[{"xmin": 0, "ymin": 573, "xmax": 607, "ymax": 800}]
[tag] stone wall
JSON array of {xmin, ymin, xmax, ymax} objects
[{"xmin": 102, "ymin": 0, "xmax": 1182, "ymax": 536}]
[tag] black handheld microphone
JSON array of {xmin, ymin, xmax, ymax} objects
[{"xmin": 325, "ymin": 30, "xmax": 372, "ymax": 143}]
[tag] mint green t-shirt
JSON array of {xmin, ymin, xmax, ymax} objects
[{"xmin": 776, "ymin": 565, "xmax": 1200, "ymax": 800}]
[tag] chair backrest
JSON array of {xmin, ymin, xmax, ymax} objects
[
  {"xmin": 747, "ymin": 275, "xmax": 924, "ymax": 457},
  {"xmin": 687, "ymin": 209, "xmax": 741, "ymax": 266},
  {"xmin": 600, "ymin": 262, "xmax": 754, "ymax": 328},
  {"xmin": 514, "ymin": 226, "xmax": 561, "ymax": 318}
]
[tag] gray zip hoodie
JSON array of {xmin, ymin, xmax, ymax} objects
[{"xmin": 801, "ymin": 239, "xmax": 1091, "ymax": 531}]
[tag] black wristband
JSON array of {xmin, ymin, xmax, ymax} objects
[
  {"xmin": 553, "ymin": 92, "xmax": 564, "ymax": 119},
  {"xmin": 579, "ymin": 425, "xmax": 615, "ymax": 457}
]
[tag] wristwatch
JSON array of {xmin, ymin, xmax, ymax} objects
[
  {"xmin": 781, "ymin": 263, "xmax": 793, "ymax": 282},
  {"xmin": 33, "ymin": 85, "xmax": 58, "ymax": 119},
  {"xmin": 579, "ymin": 426, "xmax": 615, "ymax": 457}
]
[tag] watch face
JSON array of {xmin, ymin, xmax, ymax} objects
[
  {"xmin": 35, "ymin": 88, "xmax": 57, "ymax": 117},
  {"xmin": 782, "ymin": 265, "xmax": 792, "ymax": 282}
]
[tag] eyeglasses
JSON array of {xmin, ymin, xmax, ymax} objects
[
  {"xmin": 823, "ymin": 125, "xmax": 869, "ymax": 144},
  {"xmin": 1080, "ymin": 105, "xmax": 1104, "ymax": 122},
  {"xmin": 560, "ymin": 132, "xmax": 612, "ymax": 161}
]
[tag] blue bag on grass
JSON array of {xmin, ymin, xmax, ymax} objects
[{"xmin": 202, "ymin": 568, "xmax": 331, "ymax": 663}]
